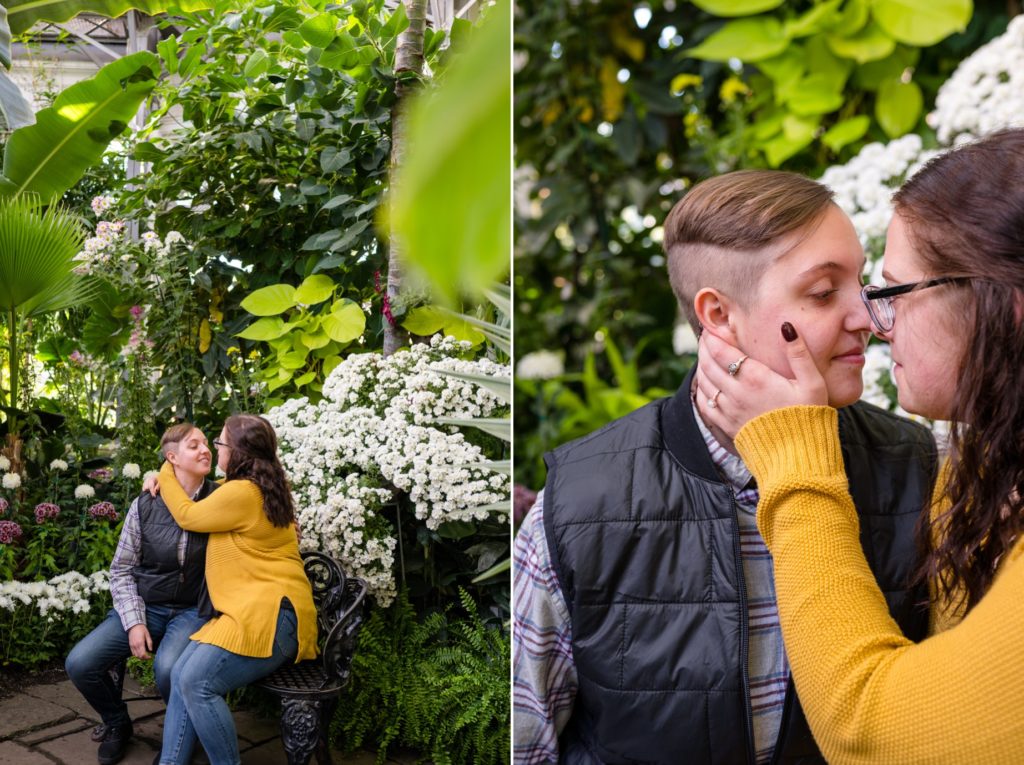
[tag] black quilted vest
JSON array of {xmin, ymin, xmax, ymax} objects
[
  {"xmin": 544, "ymin": 375, "xmax": 936, "ymax": 765},
  {"xmin": 133, "ymin": 479, "xmax": 218, "ymax": 608}
]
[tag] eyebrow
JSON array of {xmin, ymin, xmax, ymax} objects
[{"xmin": 796, "ymin": 260, "xmax": 866, "ymax": 279}]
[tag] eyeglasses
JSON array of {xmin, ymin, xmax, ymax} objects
[
  {"xmin": 860, "ymin": 277, "xmax": 971, "ymax": 333},
  {"xmin": 212, "ymin": 439, "xmax": 230, "ymax": 449}
]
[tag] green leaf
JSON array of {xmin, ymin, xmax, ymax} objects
[
  {"xmin": 279, "ymin": 349, "xmax": 309, "ymax": 369},
  {"xmin": 435, "ymin": 417, "xmax": 510, "ymax": 441},
  {"xmin": 853, "ymin": 46, "xmax": 920, "ymax": 90},
  {"xmin": 299, "ymin": 178, "xmax": 328, "ymax": 196},
  {"xmin": 294, "ymin": 274, "xmax": 334, "ymax": 305},
  {"xmin": 0, "ymin": 70, "xmax": 35, "ymax": 130},
  {"xmin": 402, "ymin": 305, "xmax": 447, "ymax": 335},
  {"xmin": 4, "ymin": 0, "xmax": 215, "ymax": 36},
  {"xmin": 783, "ymin": 0, "xmax": 843, "ymax": 38},
  {"xmin": 294, "ymin": 371, "xmax": 317, "ymax": 387},
  {"xmin": 299, "ymin": 330, "xmax": 330, "ymax": 350},
  {"xmin": 826, "ymin": 21, "xmax": 896, "ymax": 63},
  {"xmin": 157, "ymin": 34, "xmax": 179, "ymax": 74},
  {"xmin": 436, "ymin": 520, "xmax": 477, "ymax": 540},
  {"xmin": 758, "ymin": 49, "xmax": 805, "ymax": 103},
  {"xmin": 822, "ymin": 115, "xmax": 871, "ymax": 152},
  {"xmin": 763, "ymin": 115, "xmax": 818, "ymax": 166},
  {"xmin": 875, "ymin": 79, "xmax": 922, "ymax": 137},
  {"xmin": 471, "ymin": 557, "xmax": 510, "ymax": 583},
  {"xmin": 685, "ymin": 18, "xmax": 789, "ymax": 63},
  {"xmin": 178, "ymin": 45, "xmax": 203, "ymax": 78},
  {"xmin": 830, "ymin": 0, "xmax": 869, "ymax": 37},
  {"xmin": 298, "ymin": 13, "xmax": 337, "ymax": 48},
  {"xmin": 320, "ymin": 147, "xmax": 352, "ymax": 173},
  {"xmin": 389, "ymin": 0, "xmax": 511, "ymax": 304},
  {"xmin": 240, "ymin": 284, "xmax": 297, "ymax": 316},
  {"xmin": 443, "ymin": 317, "xmax": 486, "ymax": 345},
  {"xmin": 433, "ymin": 368, "xmax": 511, "ymax": 403},
  {"xmin": 1, "ymin": 51, "xmax": 159, "ymax": 201},
  {"xmin": 236, "ymin": 317, "xmax": 291, "ymax": 341},
  {"xmin": 872, "ymin": 0, "xmax": 971, "ymax": 46},
  {"xmin": 0, "ymin": 5, "xmax": 9, "ymax": 69},
  {"xmin": 380, "ymin": 2, "xmax": 409, "ymax": 39},
  {"xmin": 321, "ymin": 299, "xmax": 365, "ymax": 343},
  {"xmin": 804, "ymin": 35, "xmax": 853, "ymax": 92},
  {"xmin": 319, "ymin": 193, "xmax": 353, "ymax": 211},
  {"xmin": 690, "ymin": 0, "xmax": 785, "ymax": 15},
  {"xmin": 243, "ymin": 49, "xmax": 270, "ymax": 79},
  {"xmin": 785, "ymin": 74, "xmax": 844, "ymax": 116}
]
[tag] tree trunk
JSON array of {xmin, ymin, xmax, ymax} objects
[{"xmin": 383, "ymin": 0, "xmax": 428, "ymax": 357}]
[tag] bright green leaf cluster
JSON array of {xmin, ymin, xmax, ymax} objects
[
  {"xmin": 237, "ymin": 274, "xmax": 367, "ymax": 399},
  {"xmin": 682, "ymin": 0, "xmax": 972, "ymax": 164}
]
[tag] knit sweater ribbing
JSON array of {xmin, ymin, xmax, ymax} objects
[
  {"xmin": 736, "ymin": 406, "xmax": 1024, "ymax": 765},
  {"xmin": 158, "ymin": 462, "xmax": 318, "ymax": 661}
]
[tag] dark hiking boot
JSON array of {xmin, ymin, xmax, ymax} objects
[{"xmin": 97, "ymin": 721, "xmax": 133, "ymax": 765}]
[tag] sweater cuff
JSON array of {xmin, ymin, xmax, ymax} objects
[{"xmin": 734, "ymin": 406, "xmax": 844, "ymax": 485}]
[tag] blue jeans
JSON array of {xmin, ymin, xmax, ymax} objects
[
  {"xmin": 66, "ymin": 604, "xmax": 207, "ymax": 726},
  {"xmin": 160, "ymin": 604, "xmax": 298, "ymax": 765}
]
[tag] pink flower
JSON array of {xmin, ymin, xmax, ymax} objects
[
  {"xmin": 0, "ymin": 497, "xmax": 8, "ymax": 514},
  {"xmin": 69, "ymin": 350, "xmax": 86, "ymax": 366},
  {"xmin": 87, "ymin": 501, "xmax": 119, "ymax": 521},
  {"xmin": 87, "ymin": 468, "xmax": 114, "ymax": 483},
  {"xmin": 0, "ymin": 520, "xmax": 22, "ymax": 544},
  {"xmin": 129, "ymin": 305, "xmax": 144, "ymax": 320},
  {"xmin": 34, "ymin": 503, "xmax": 61, "ymax": 524}
]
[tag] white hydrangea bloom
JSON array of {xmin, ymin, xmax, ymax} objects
[
  {"xmin": 930, "ymin": 16, "xmax": 1024, "ymax": 144},
  {"xmin": 121, "ymin": 463, "xmax": 142, "ymax": 479},
  {"xmin": 265, "ymin": 336, "xmax": 510, "ymax": 607},
  {"xmin": 2, "ymin": 473, "xmax": 21, "ymax": 490},
  {"xmin": 516, "ymin": 350, "xmax": 565, "ymax": 380},
  {"xmin": 74, "ymin": 484, "xmax": 96, "ymax": 499},
  {"xmin": 49, "ymin": 459, "xmax": 69, "ymax": 471}
]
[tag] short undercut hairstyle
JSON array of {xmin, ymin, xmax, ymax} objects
[
  {"xmin": 161, "ymin": 422, "xmax": 197, "ymax": 459},
  {"xmin": 663, "ymin": 169, "xmax": 835, "ymax": 332}
]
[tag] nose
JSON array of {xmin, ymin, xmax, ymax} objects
[{"xmin": 845, "ymin": 287, "xmax": 872, "ymax": 335}]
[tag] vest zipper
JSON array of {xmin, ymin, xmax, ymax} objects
[{"xmin": 730, "ymin": 495, "xmax": 757, "ymax": 765}]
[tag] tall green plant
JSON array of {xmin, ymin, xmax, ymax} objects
[{"xmin": 0, "ymin": 195, "xmax": 89, "ymax": 439}]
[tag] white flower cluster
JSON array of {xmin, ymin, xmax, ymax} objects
[
  {"xmin": 2, "ymin": 473, "xmax": 21, "ymax": 490},
  {"xmin": 265, "ymin": 336, "xmax": 510, "ymax": 606},
  {"xmin": 121, "ymin": 463, "xmax": 142, "ymax": 480},
  {"xmin": 0, "ymin": 570, "xmax": 109, "ymax": 618},
  {"xmin": 820, "ymin": 134, "xmax": 938, "ymax": 261},
  {"xmin": 930, "ymin": 15, "xmax": 1024, "ymax": 145},
  {"xmin": 49, "ymin": 459, "xmax": 69, "ymax": 471},
  {"xmin": 74, "ymin": 484, "xmax": 95, "ymax": 499},
  {"xmin": 516, "ymin": 350, "xmax": 565, "ymax": 380}
]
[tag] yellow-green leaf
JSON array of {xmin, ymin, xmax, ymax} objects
[
  {"xmin": 322, "ymin": 299, "xmax": 365, "ymax": 343},
  {"xmin": 294, "ymin": 274, "xmax": 334, "ymax": 305},
  {"xmin": 872, "ymin": 0, "xmax": 971, "ymax": 46},
  {"xmin": 690, "ymin": 0, "xmax": 785, "ymax": 16},
  {"xmin": 686, "ymin": 18, "xmax": 789, "ymax": 63},
  {"xmin": 240, "ymin": 284, "xmax": 296, "ymax": 316},
  {"xmin": 826, "ymin": 22, "xmax": 896, "ymax": 63},
  {"xmin": 822, "ymin": 115, "xmax": 871, "ymax": 152},
  {"xmin": 402, "ymin": 305, "xmax": 447, "ymax": 336},
  {"xmin": 236, "ymin": 317, "xmax": 291, "ymax": 341},
  {"xmin": 875, "ymin": 79, "xmax": 922, "ymax": 137}
]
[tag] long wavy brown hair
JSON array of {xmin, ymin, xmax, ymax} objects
[
  {"xmin": 894, "ymin": 129, "xmax": 1024, "ymax": 612},
  {"xmin": 222, "ymin": 414, "xmax": 295, "ymax": 528}
]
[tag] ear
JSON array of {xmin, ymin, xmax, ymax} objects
[
  {"xmin": 164, "ymin": 448, "xmax": 178, "ymax": 466},
  {"xmin": 693, "ymin": 287, "xmax": 741, "ymax": 345}
]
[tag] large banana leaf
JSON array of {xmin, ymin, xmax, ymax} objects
[
  {"xmin": 4, "ymin": 0, "xmax": 216, "ymax": 35},
  {"xmin": 0, "ymin": 70, "xmax": 35, "ymax": 129},
  {"xmin": 0, "ymin": 5, "xmax": 10, "ymax": 69},
  {"xmin": 0, "ymin": 51, "xmax": 160, "ymax": 201}
]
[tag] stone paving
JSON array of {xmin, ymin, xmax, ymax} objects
[{"xmin": 0, "ymin": 675, "xmax": 417, "ymax": 765}]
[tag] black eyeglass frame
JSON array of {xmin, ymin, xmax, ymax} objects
[
  {"xmin": 860, "ymin": 277, "xmax": 971, "ymax": 332},
  {"xmin": 212, "ymin": 439, "xmax": 230, "ymax": 449}
]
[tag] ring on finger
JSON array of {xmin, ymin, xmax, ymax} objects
[
  {"xmin": 727, "ymin": 355, "xmax": 749, "ymax": 377},
  {"xmin": 708, "ymin": 389, "xmax": 721, "ymax": 409}
]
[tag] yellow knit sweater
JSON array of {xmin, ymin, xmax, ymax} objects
[
  {"xmin": 159, "ymin": 462, "xmax": 317, "ymax": 661},
  {"xmin": 735, "ymin": 406, "xmax": 1024, "ymax": 765}
]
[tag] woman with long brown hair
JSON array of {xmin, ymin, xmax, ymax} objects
[
  {"xmin": 154, "ymin": 414, "xmax": 317, "ymax": 765},
  {"xmin": 696, "ymin": 128, "xmax": 1024, "ymax": 763}
]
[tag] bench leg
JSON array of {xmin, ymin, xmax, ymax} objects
[
  {"xmin": 314, "ymin": 698, "xmax": 339, "ymax": 765},
  {"xmin": 280, "ymin": 698, "xmax": 320, "ymax": 765}
]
